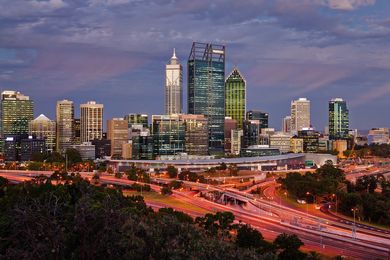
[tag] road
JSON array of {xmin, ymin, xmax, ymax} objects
[{"xmin": 1, "ymin": 170, "xmax": 389, "ymax": 259}]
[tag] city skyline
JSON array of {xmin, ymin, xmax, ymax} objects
[{"xmin": 1, "ymin": 1, "xmax": 390, "ymax": 130}]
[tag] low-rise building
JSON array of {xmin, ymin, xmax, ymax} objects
[{"xmin": 72, "ymin": 142, "xmax": 95, "ymax": 161}]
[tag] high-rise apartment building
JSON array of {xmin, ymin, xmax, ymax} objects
[
  {"xmin": 188, "ymin": 42, "xmax": 225, "ymax": 154},
  {"xmin": 29, "ymin": 114, "xmax": 56, "ymax": 152},
  {"xmin": 1, "ymin": 91, "xmax": 34, "ymax": 150},
  {"xmin": 291, "ymin": 98, "xmax": 310, "ymax": 133},
  {"xmin": 246, "ymin": 110, "xmax": 268, "ymax": 129},
  {"xmin": 80, "ymin": 101, "xmax": 103, "ymax": 143},
  {"xmin": 107, "ymin": 118, "xmax": 129, "ymax": 157},
  {"xmin": 165, "ymin": 49, "xmax": 182, "ymax": 115},
  {"xmin": 225, "ymin": 67, "xmax": 246, "ymax": 129},
  {"xmin": 328, "ymin": 98, "xmax": 349, "ymax": 140},
  {"xmin": 56, "ymin": 99, "xmax": 74, "ymax": 154}
]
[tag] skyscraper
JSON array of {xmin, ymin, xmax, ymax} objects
[
  {"xmin": 0, "ymin": 91, "xmax": 34, "ymax": 150},
  {"xmin": 328, "ymin": 98, "xmax": 349, "ymax": 140},
  {"xmin": 29, "ymin": 114, "xmax": 56, "ymax": 152},
  {"xmin": 107, "ymin": 118, "xmax": 129, "ymax": 157},
  {"xmin": 165, "ymin": 48, "xmax": 183, "ymax": 115},
  {"xmin": 188, "ymin": 42, "xmax": 225, "ymax": 154},
  {"xmin": 225, "ymin": 67, "xmax": 246, "ymax": 129},
  {"xmin": 80, "ymin": 101, "xmax": 104, "ymax": 143},
  {"xmin": 246, "ymin": 110, "xmax": 269, "ymax": 129},
  {"xmin": 290, "ymin": 98, "xmax": 310, "ymax": 133},
  {"xmin": 181, "ymin": 114, "xmax": 209, "ymax": 155},
  {"xmin": 56, "ymin": 99, "xmax": 74, "ymax": 154}
]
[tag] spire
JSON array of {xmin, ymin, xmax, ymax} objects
[
  {"xmin": 169, "ymin": 48, "xmax": 179, "ymax": 65},
  {"xmin": 172, "ymin": 48, "xmax": 177, "ymax": 59}
]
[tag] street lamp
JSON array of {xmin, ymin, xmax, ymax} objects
[
  {"xmin": 351, "ymin": 207, "xmax": 358, "ymax": 239},
  {"xmin": 332, "ymin": 193, "xmax": 338, "ymax": 214}
]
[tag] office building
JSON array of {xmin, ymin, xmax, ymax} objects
[
  {"xmin": 242, "ymin": 120, "xmax": 260, "ymax": 148},
  {"xmin": 107, "ymin": 118, "xmax": 129, "ymax": 157},
  {"xmin": 4, "ymin": 134, "xmax": 46, "ymax": 162},
  {"xmin": 231, "ymin": 129, "xmax": 243, "ymax": 155},
  {"xmin": 152, "ymin": 114, "xmax": 185, "ymax": 156},
  {"xmin": 269, "ymin": 132, "xmax": 292, "ymax": 153},
  {"xmin": 298, "ymin": 129, "xmax": 319, "ymax": 153},
  {"xmin": 56, "ymin": 99, "xmax": 74, "ymax": 154},
  {"xmin": 225, "ymin": 67, "xmax": 246, "ymax": 129},
  {"xmin": 73, "ymin": 118, "xmax": 81, "ymax": 145},
  {"xmin": 91, "ymin": 139, "xmax": 111, "ymax": 159},
  {"xmin": 125, "ymin": 113, "xmax": 148, "ymax": 129},
  {"xmin": 291, "ymin": 98, "xmax": 310, "ymax": 133},
  {"xmin": 165, "ymin": 48, "xmax": 182, "ymax": 115},
  {"xmin": 282, "ymin": 116, "xmax": 291, "ymax": 133},
  {"xmin": 368, "ymin": 128, "xmax": 389, "ymax": 145},
  {"xmin": 122, "ymin": 142, "xmax": 133, "ymax": 159},
  {"xmin": 80, "ymin": 101, "xmax": 103, "ymax": 142},
  {"xmin": 181, "ymin": 114, "xmax": 209, "ymax": 156},
  {"xmin": 224, "ymin": 117, "xmax": 237, "ymax": 154},
  {"xmin": 328, "ymin": 98, "xmax": 349, "ymax": 140},
  {"xmin": 1, "ymin": 91, "xmax": 34, "ymax": 151},
  {"xmin": 188, "ymin": 42, "xmax": 225, "ymax": 154},
  {"xmin": 132, "ymin": 134, "xmax": 154, "ymax": 160},
  {"xmin": 290, "ymin": 137, "xmax": 304, "ymax": 153},
  {"xmin": 246, "ymin": 110, "xmax": 268, "ymax": 129},
  {"xmin": 28, "ymin": 114, "xmax": 56, "ymax": 152},
  {"xmin": 72, "ymin": 142, "xmax": 95, "ymax": 160},
  {"xmin": 241, "ymin": 145, "xmax": 280, "ymax": 157}
]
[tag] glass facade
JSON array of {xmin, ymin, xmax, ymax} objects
[
  {"xmin": 56, "ymin": 100, "xmax": 74, "ymax": 154},
  {"xmin": 1, "ymin": 91, "xmax": 34, "ymax": 151},
  {"xmin": 132, "ymin": 135, "xmax": 154, "ymax": 160},
  {"xmin": 188, "ymin": 42, "xmax": 225, "ymax": 155},
  {"xmin": 225, "ymin": 68, "xmax": 246, "ymax": 129},
  {"xmin": 243, "ymin": 120, "xmax": 260, "ymax": 148},
  {"xmin": 152, "ymin": 115, "xmax": 185, "ymax": 156},
  {"xmin": 246, "ymin": 110, "xmax": 268, "ymax": 129},
  {"xmin": 329, "ymin": 98, "xmax": 349, "ymax": 140},
  {"xmin": 298, "ymin": 129, "xmax": 319, "ymax": 153}
]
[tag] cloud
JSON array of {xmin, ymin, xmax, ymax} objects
[
  {"xmin": 316, "ymin": 0, "xmax": 376, "ymax": 11},
  {"xmin": 30, "ymin": 0, "xmax": 68, "ymax": 9},
  {"xmin": 350, "ymin": 83, "xmax": 390, "ymax": 107}
]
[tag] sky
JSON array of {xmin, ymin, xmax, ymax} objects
[{"xmin": 1, "ymin": 0, "xmax": 390, "ymax": 131}]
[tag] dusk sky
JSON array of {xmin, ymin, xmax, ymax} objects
[{"xmin": 1, "ymin": 0, "xmax": 389, "ymax": 131}]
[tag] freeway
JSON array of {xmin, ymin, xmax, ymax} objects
[{"xmin": 1, "ymin": 170, "xmax": 389, "ymax": 259}]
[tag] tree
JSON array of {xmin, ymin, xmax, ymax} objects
[
  {"xmin": 65, "ymin": 148, "xmax": 82, "ymax": 165},
  {"xmin": 31, "ymin": 152, "xmax": 47, "ymax": 162},
  {"xmin": 114, "ymin": 171, "xmax": 123, "ymax": 178},
  {"xmin": 169, "ymin": 180, "xmax": 183, "ymax": 190},
  {"xmin": 273, "ymin": 233, "xmax": 306, "ymax": 260},
  {"xmin": 218, "ymin": 162, "xmax": 227, "ymax": 171},
  {"xmin": 161, "ymin": 186, "xmax": 172, "ymax": 195},
  {"xmin": 46, "ymin": 152, "xmax": 64, "ymax": 163},
  {"xmin": 236, "ymin": 224, "xmax": 264, "ymax": 248},
  {"xmin": 92, "ymin": 173, "xmax": 100, "ymax": 184},
  {"xmin": 166, "ymin": 165, "xmax": 178, "ymax": 178}
]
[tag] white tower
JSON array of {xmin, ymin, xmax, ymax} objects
[
  {"xmin": 165, "ymin": 48, "xmax": 183, "ymax": 115},
  {"xmin": 290, "ymin": 98, "xmax": 311, "ymax": 134}
]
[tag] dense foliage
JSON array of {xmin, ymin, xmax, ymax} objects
[
  {"xmin": 279, "ymin": 163, "xmax": 390, "ymax": 226},
  {"xmin": 0, "ymin": 175, "xmax": 313, "ymax": 259}
]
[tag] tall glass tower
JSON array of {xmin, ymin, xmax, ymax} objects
[
  {"xmin": 188, "ymin": 42, "xmax": 225, "ymax": 154},
  {"xmin": 225, "ymin": 67, "xmax": 246, "ymax": 129},
  {"xmin": 165, "ymin": 48, "xmax": 182, "ymax": 115},
  {"xmin": 329, "ymin": 98, "xmax": 349, "ymax": 140}
]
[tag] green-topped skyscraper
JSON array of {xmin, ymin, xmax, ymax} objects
[{"xmin": 225, "ymin": 67, "xmax": 246, "ymax": 129}]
